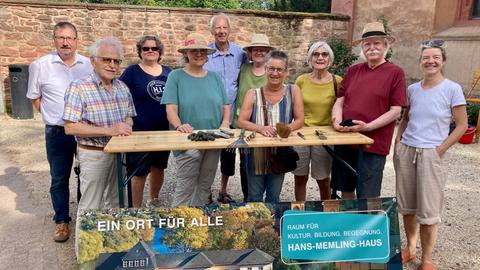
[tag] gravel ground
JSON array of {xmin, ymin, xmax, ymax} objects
[{"xmin": 0, "ymin": 113, "xmax": 479, "ymax": 269}]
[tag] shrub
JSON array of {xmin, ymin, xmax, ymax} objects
[
  {"xmin": 326, "ymin": 35, "xmax": 358, "ymax": 77},
  {"xmin": 467, "ymin": 102, "xmax": 480, "ymax": 126}
]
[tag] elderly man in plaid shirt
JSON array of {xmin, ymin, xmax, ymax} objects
[{"xmin": 63, "ymin": 37, "xmax": 136, "ymax": 210}]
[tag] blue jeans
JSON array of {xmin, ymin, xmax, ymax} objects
[
  {"xmin": 247, "ymin": 173, "xmax": 285, "ymax": 203},
  {"xmin": 45, "ymin": 125, "xmax": 76, "ymax": 224}
]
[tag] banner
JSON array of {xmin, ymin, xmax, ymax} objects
[{"xmin": 77, "ymin": 198, "xmax": 402, "ymax": 270}]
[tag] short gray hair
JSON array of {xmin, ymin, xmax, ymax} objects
[
  {"xmin": 53, "ymin": 21, "xmax": 77, "ymax": 39},
  {"xmin": 265, "ymin": 50, "xmax": 289, "ymax": 69},
  {"xmin": 209, "ymin": 13, "xmax": 231, "ymax": 33},
  {"xmin": 306, "ymin": 41, "xmax": 335, "ymax": 68},
  {"xmin": 359, "ymin": 37, "xmax": 390, "ymax": 61},
  {"xmin": 88, "ymin": 37, "xmax": 124, "ymax": 59}
]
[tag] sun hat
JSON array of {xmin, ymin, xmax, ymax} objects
[
  {"xmin": 243, "ymin": 34, "xmax": 275, "ymax": 50},
  {"xmin": 177, "ymin": 33, "xmax": 216, "ymax": 54},
  {"xmin": 352, "ymin": 21, "xmax": 395, "ymax": 46}
]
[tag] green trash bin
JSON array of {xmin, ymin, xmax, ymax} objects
[{"xmin": 9, "ymin": 64, "xmax": 33, "ymax": 119}]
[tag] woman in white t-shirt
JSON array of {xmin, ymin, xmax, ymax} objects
[{"xmin": 393, "ymin": 40, "xmax": 467, "ymax": 270}]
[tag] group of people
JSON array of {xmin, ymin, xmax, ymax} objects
[{"xmin": 27, "ymin": 14, "xmax": 467, "ymax": 270}]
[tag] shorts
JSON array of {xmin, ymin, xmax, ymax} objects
[
  {"xmin": 126, "ymin": 151, "xmax": 170, "ymax": 177},
  {"xmin": 330, "ymin": 145, "xmax": 386, "ymax": 198},
  {"xmin": 220, "ymin": 149, "xmax": 236, "ymax": 176},
  {"xmin": 393, "ymin": 142, "xmax": 446, "ymax": 225},
  {"xmin": 292, "ymin": 146, "xmax": 332, "ymax": 180}
]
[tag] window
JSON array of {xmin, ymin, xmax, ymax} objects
[
  {"xmin": 473, "ymin": 0, "xmax": 480, "ymax": 18},
  {"xmin": 456, "ymin": 0, "xmax": 480, "ymax": 25}
]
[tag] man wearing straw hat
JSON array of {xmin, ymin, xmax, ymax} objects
[
  {"xmin": 331, "ymin": 21, "xmax": 408, "ymax": 199},
  {"xmin": 204, "ymin": 12, "xmax": 246, "ymax": 204}
]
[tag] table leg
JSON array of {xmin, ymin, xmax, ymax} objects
[
  {"xmin": 323, "ymin": 145, "xmax": 360, "ymax": 200},
  {"xmin": 356, "ymin": 145, "xmax": 365, "ymax": 199},
  {"xmin": 117, "ymin": 153, "xmax": 125, "ymax": 208},
  {"xmin": 121, "ymin": 152, "xmax": 149, "ymax": 208},
  {"xmin": 127, "ymin": 178, "xmax": 133, "ymax": 208},
  {"xmin": 323, "ymin": 146, "xmax": 359, "ymax": 177}
]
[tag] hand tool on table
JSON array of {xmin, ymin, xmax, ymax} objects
[
  {"xmin": 226, "ymin": 129, "xmax": 248, "ymax": 153},
  {"xmin": 297, "ymin": 132, "xmax": 306, "ymax": 140}
]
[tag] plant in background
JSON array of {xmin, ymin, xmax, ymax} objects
[
  {"xmin": 272, "ymin": 0, "xmax": 331, "ymax": 12},
  {"xmin": 378, "ymin": 15, "xmax": 393, "ymax": 60},
  {"xmin": 326, "ymin": 35, "xmax": 358, "ymax": 77},
  {"xmin": 467, "ymin": 102, "xmax": 479, "ymax": 126}
]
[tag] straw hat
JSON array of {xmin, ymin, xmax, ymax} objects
[
  {"xmin": 177, "ymin": 33, "xmax": 216, "ymax": 54},
  {"xmin": 243, "ymin": 34, "xmax": 275, "ymax": 50},
  {"xmin": 352, "ymin": 21, "xmax": 395, "ymax": 46}
]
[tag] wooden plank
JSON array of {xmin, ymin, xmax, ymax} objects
[
  {"xmin": 104, "ymin": 126, "xmax": 374, "ymax": 153},
  {"xmin": 336, "ymin": 262, "xmax": 352, "ymax": 270}
]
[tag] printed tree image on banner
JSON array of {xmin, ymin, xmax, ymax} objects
[{"xmin": 77, "ymin": 198, "xmax": 402, "ymax": 270}]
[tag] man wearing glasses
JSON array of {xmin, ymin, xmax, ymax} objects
[
  {"xmin": 63, "ymin": 37, "xmax": 136, "ymax": 213},
  {"xmin": 27, "ymin": 21, "xmax": 92, "ymax": 243}
]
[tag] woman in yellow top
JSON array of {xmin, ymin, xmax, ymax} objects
[{"xmin": 293, "ymin": 41, "xmax": 342, "ymax": 201}]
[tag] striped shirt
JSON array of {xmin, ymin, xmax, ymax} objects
[
  {"xmin": 248, "ymin": 84, "xmax": 294, "ymax": 175},
  {"xmin": 63, "ymin": 73, "xmax": 136, "ymax": 147}
]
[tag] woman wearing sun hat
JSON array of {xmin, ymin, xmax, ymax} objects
[
  {"xmin": 233, "ymin": 33, "xmax": 274, "ymax": 202},
  {"xmin": 394, "ymin": 40, "xmax": 467, "ymax": 270},
  {"xmin": 331, "ymin": 21, "xmax": 407, "ymax": 199},
  {"xmin": 161, "ymin": 33, "xmax": 230, "ymax": 207}
]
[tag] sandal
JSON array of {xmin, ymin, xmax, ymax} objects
[
  {"xmin": 418, "ymin": 262, "xmax": 436, "ymax": 270},
  {"xmin": 401, "ymin": 248, "xmax": 416, "ymax": 264},
  {"xmin": 217, "ymin": 193, "xmax": 236, "ymax": 204}
]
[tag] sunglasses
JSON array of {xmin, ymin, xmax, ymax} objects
[
  {"xmin": 421, "ymin": 40, "xmax": 445, "ymax": 48},
  {"xmin": 141, "ymin": 47, "xmax": 160, "ymax": 52},
  {"xmin": 96, "ymin": 56, "xmax": 122, "ymax": 66},
  {"xmin": 312, "ymin": 52, "xmax": 330, "ymax": 58}
]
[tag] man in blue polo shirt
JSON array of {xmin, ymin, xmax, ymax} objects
[{"xmin": 204, "ymin": 13, "xmax": 246, "ymax": 203}]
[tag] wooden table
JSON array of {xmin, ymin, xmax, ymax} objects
[{"xmin": 104, "ymin": 126, "xmax": 374, "ymax": 207}]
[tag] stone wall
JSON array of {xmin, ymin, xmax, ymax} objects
[{"xmin": 0, "ymin": 0, "xmax": 349, "ymax": 109}]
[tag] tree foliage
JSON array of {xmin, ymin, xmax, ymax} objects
[
  {"xmin": 326, "ymin": 35, "xmax": 359, "ymax": 77},
  {"xmin": 238, "ymin": 0, "xmax": 273, "ymax": 10},
  {"xmin": 78, "ymin": 230, "xmax": 104, "ymax": 264},
  {"xmin": 377, "ymin": 15, "xmax": 393, "ymax": 60},
  {"xmin": 79, "ymin": 0, "xmax": 330, "ymax": 11},
  {"xmin": 80, "ymin": 0, "xmax": 239, "ymax": 8},
  {"xmin": 160, "ymin": 206, "xmax": 210, "ymax": 251},
  {"xmin": 272, "ymin": 0, "xmax": 330, "ymax": 12}
]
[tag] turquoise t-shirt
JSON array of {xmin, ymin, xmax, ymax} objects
[{"xmin": 161, "ymin": 69, "xmax": 229, "ymax": 130}]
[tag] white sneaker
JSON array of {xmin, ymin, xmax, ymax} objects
[{"xmin": 146, "ymin": 198, "xmax": 162, "ymax": 208}]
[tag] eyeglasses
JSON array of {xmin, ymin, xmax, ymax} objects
[
  {"xmin": 421, "ymin": 40, "xmax": 445, "ymax": 48},
  {"xmin": 266, "ymin": 66, "xmax": 286, "ymax": 74},
  {"xmin": 312, "ymin": 52, "xmax": 330, "ymax": 58},
  {"xmin": 95, "ymin": 56, "xmax": 122, "ymax": 66},
  {"xmin": 141, "ymin": 47, "xmax": 160, "ymax": 52},
  {"xmin": 54, "ymin": 36, "xmax": 77, "ymax": 42}
]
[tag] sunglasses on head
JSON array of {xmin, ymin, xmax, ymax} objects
[
  {"xmin": 141, "ymin": 46, "xmax": 160, "ymax": 52},
  {"xmin": 312, "ymin": 52, "xmax": 330, "ymax": 58},
  {"xmin": 421, "ymin": 40, "xmax": 445, "ymax": 48}
]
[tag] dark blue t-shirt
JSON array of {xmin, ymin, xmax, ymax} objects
[{"xmin": 120, "ymin": 64, "xmax": 171, "ymax": 131}]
